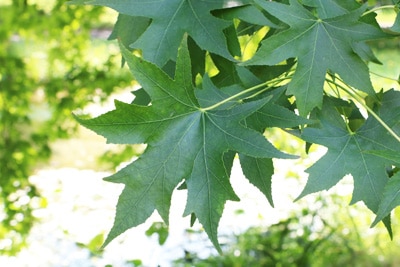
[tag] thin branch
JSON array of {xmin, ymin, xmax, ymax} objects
[
  {"xmin": 326, "ymin": 78, "xmax": 400, "ymax": 143},
  {"xmin": 362, "ymin": 5, "xmax": 396, "ymax": 16}
]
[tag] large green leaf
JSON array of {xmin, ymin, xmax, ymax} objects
[
  {"xmin": 298, "ymin": 90, "xmax": 400, "ymax": 231},
  {"xmin": 77, "ymin": 37, "xmax": 295, "ymax": 251},
  {"xmin": 85, "ymin": 0, "xmax": 250, "ymax": 66},
  {"xmin": 245, "ymin": 0, "xmax": 386, "ymax": 115}
]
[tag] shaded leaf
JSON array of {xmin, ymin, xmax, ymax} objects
[
  {"xmin": 214, "ymin": 4, "xmax": 278, "ymax": 27},
  {"xmin": 108, "ymin": 14, "xmax": 150, "ymax": 49},
  {"xmin": 239, "ymin": 155, "xmax": 274, "ymax": 207},
  {"xmin": 131, "ymin": 88, "xmax": 151, "ymax": 106},
  {"xmin": 301, "ymin": 0, "xmax": 360, "ymax": 18},
  {"xmin": 87, "ymin": 0, "xmax": 250, "ymax": 66}
]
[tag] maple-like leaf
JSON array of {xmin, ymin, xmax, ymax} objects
[
  {"xmin": 77, "ymin": 37, "xmax": 295, "ymax": 251},
  {"xmin": 245, "ymin": 0, "xmax": 386, "ymax": 115},
  {"xmin": 195, "ymin": 80, "xmax": 308, "ymax": 208},
  {"xmin": 298, "ymin": 90, "xmax": 400, "ymax": 231},
  {"xmin": 85, "ymin": 0, "xmax": 249, "ymax": 66}
]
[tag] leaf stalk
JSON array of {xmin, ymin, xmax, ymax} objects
[
  {"xmin": 362, "ymin": 5, "xmax": 396, "ymax": 16},
  {"xmin": 200, "ymin": 75, "xmax": 291, "ymax": 112},
  {"xmin": 326, "ymin": 78, "xmax": 400, "ymax": 143}
]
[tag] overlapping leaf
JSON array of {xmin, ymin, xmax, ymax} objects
[
  {"xmin": 197, "ymin": 78, "xmax": 308, "ymax": 205},
  {"xmin": 83, "ymin": 0, "xmax": 250, "ymax": 66},
  {"xmin": 77, "ymin": 38, "xmax": 295, "ymax": 251},
  {"xmin": 302, "ymin": 0, "xmax": 360, "ymax": 18},
  {"xmin": 298, "ymin": 90, "xmax": 400, "ymax": 231},
  {"xmin": 372, "ymin": 172, "xmax": 400, "ymax": 227},
  {"xmin": 245, "ymin": 0, "xmax": 386, "ymax": 115}
]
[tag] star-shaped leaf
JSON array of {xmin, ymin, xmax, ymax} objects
[
  {"xmin": 77, "ymin": 37, "xmax": 294, "ymax": 251},
  {"xmin": 298, "ymin": 90, "xmax": 400, "ymax": 231},
  {"xmin": 85, "ymin": 0, "xmax": 250, "ymax": 66},
  {"xmin": 245, "ymin": 0, "xmax": 386, "ymax": 115}
]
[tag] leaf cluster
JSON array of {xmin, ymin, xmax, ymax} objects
[{"xmin": 73, "ymin": 0, "xmax": 400, "ymax": 251}]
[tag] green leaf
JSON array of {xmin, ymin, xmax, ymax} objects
[
  {"xmin": 108, "ymin": 14, "xmax": 150, "ymax": 49},
  {"xmin": 77, "ymin": 37, "xmax": 294, "ymax": 251},
  {"xmin": 245, "ymin": 0, "xmax": 386, "ymax": 115},
  {"xmin": 145, "ymin": 222, "xmax": 169, "ymax": 245},
  {"xmin": 352, "ymin": 42, "xmax": 382, "ymax": 65},
  {"xmin": 87, "ymin": 0, "xmax": 250, "ymax": 66},
  {"xmin": 210, "ymin": 54, "xmax": 243, "ymax": 87},
  {"xmin": 372, "ymin": 172, "xmax": 400, "ymax": 227},
  {"xmin": 245, "ymin": 87, "xmax": 311, "ymax": 130},
  {"xmin": 214, "ymin": 4, "xmax": 278, "ymax": 28},
  {"xmin": 131, "ymin": 88, "xmax": 151, "ymax": 106},
  {"xmin": 301, "ymin": 0, "xmax": 361, "ymax": 18},
  {"xmin": 364, "ymin": 150, "xmax": 400, "ymax": 165},
  {"xmin": 298, "ymin": 90, "xmax": 400, "ymax": 229},
  {"xmin": 239, "ymin": 155, "xmax": 274, "ymax": 207}
]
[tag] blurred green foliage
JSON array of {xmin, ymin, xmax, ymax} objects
[
  {"xmin": 0, "ymin": 0, "xmax": 131, "ymax": 254},
  {"xmin": 174, "ymin": 195, "xmax": 400, "ymax": 267},
  {"xmin": 145, "ymin": 221, "xmax": 169, "ymax": 246}
]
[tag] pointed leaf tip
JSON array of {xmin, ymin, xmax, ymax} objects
[{"xmin": 371, "ymin": 172, "xmax": 400, "ymax": 228}]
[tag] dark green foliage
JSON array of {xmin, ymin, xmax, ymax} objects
[{"xmin": 69, "ymin": 0, "xmax": 400, "ymax": 251}]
